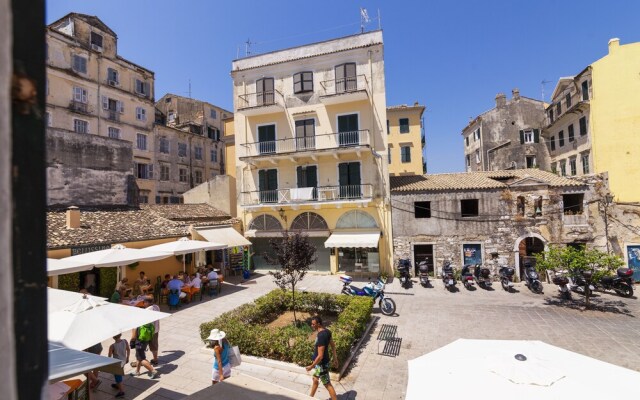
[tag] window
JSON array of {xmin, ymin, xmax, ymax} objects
[
  {"xmin": 474, "ymin": 128, "xmax": 480, "ymax": 141},
  {"xmin": 399, "ymin": 118, "xmax": 410, "ymax": 133},
  {"xmin": 73, "ymin": 119, "xmax": 88, "ymax": 133},
  {"xmin": 139, "ymin": 191, "xmax": 149, "ymax": 204},
  {"xmin": 136, "ymin": 107, "xmax": 147, "ymax": 121},
  {"xmin": 90, "ymin": 32, "xmax": 103, "ymax": 48},
  {"xmin": 210, "ymin": 149, "xmax": 218, "ymax": 162},
  {"xmin": 135, "ymin": 79, "xmax": 150, "ymax": 97},
  {"xmin": 194, "ymin": 146, "xmax": 203, "ymax": 160},
  {"xmin": 136, "ymin": 133, "xmax": 147, "ymax": 150},
  {"xmin": 520, "ymin": 129, "xmax": 539, "ymax": 144},
  {"xmin": 178, "ymin": 142, "xmax": 187, "ymax": 157},
  {"xmin": 550, "ymin": 136, "xmax": 556, "ymax": 151},
  {"xmin": 295, "ymin": 119, "xmax": 316, "ymax": 150},
  {"xmin": 168, "ymin": 111, "xmax": 176, "ymax": 123},
  {"xmin": 466, "ymin": 155, "xmax": 470, "ymax": 167},
  {"xmin": 386, "ymin": 120, "xmax": 390, "ymax": 135},
  {"xmin": 565, "ymin": 93, "xmax": 572, "ymax": 108},
  {"xmin": 401, "ymin": 146, "xmax": 411, "ymax": 163},
  {"xmin": 551, "ymin": 162, "xmax": 557, "ymax": 174},
  {"xmin": 534, "ymin": 197, "xmax": 543, "ymax": 216},
  {"xmin": 556, "ymin": 102, "xmax": 561, "ymax": 116},
  {"xmin": 335, "ymin": 63, "xmax": 357, "ymax": 93},
  {"xmin": 159, "ymin": 138, "xmax": 169, "ymax": 154},
  {"xmin": 558, "ymin": 130, "xmax": 565, "ymax": 147},
  {"xmin": 568, "ymin": 124, "xmax": 575, "ymax": 142},
  {"xmin": 414, "ymin": 201, "xmax": 431, "ymax": 218},
  {"xmin": 549, "ymin": 109, "xmax": 554, "ymax": 123},
  {"xmin": 160, "ymin": 164, "xmax": 170, "ymax": 181},
  {"xmin": 581, "ymin": 153, "xmax": 590, "ymax": 174},
  {"xmin": 465, "ymin": 136, "xmax": 469, "ymax": 146},
  {"xmin": 523, "ymin": 130, "xmax": 534, "ymax": 144},
  {"xmin": 579, "ymin": 117, "xmax": 587, "ymax": 136},
  {"xmin": 72, "ymin": 55, "xmax": 87, "ymax": 73},
  {"xmin": 517, "ymin": 196, "xmax": 525, "ymax": 216},
  {"xmin": 388, "ymin": 149, "xmax": 391, "ymax": 164},
  {"xmin": 135, "ymin": 162, "xmax": 153, "ymax": 179},
  {"xmin": 256, "ymin": 77, "xmax": 275, "ymax": 105},
  {"xmin": 107, "ymin": 68, "xmax": 119, "ymax": 85},
  {"xmin": 45, "ymin": 112, "xmax": 51, "ymax": 127},
  {"xmin": 179, "ymin": 168, "xmax": 188, "ymax": 183},
  {"xmin": 293, "ymin": 71, "xmax": 313, "ymax": 93},
  {"xmin": 526, "ymin": 155, "xmax": 537, "ymax": 168},
  {"xmin": 581, "ymin": 80, "xmax": 589, "ymax": 100},
  {"xmin": 460, "ymin": 199, "xmax": 479, "ymax": 217},
  {"xmin": 210, "ymin": 109, "xmax": 217, "ymax": 119},
  {"xmin": 569, "ymin": 158, "xmax": 577, "ymax": 176},
  {"xmin": 563, "ymin": 193, "xmax": 584, "ymax": 215},
  {"xmin": 338, "ymin": 162, "xmax": 361, "ymax": 198},
  {"xmin": 108, "ymin": 127, "xmax": 120, "ymax": 139},
  {"xmin": 475, "ymin": 150, "xmax": 480, "ymax": 163},
  {"xmin": 560, "ymin": 160, "xmax": 567, "ymax": 176},
  {"xmin": 73, "ymin": 86, "xmax": 88, "ymax": 103},
  {"xmin": 194, "ymin": 170, "xmax": 203, "ymax": 184}
]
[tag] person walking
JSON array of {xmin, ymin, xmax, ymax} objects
[
  {"xmin": 130, "ymin": 322, "xmax": 159, "ymax": 379},
  {"xmin": 144, "ymin": 297, "xmax": 161, "ymax": 365},
  {"xmin": 207, "ymin": 329, "xmax": 231, "ymax": 385},
  {"xmin": 108, "ymin": 334, "xmax": 130, "ymax": 398},
  {"xmin": 305, "ymin": 316, "xmax": 338, "ymax": 400}
]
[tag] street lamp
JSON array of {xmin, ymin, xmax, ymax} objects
[{"xmin": 278, "ymin": 207, "xmax": 287, "ymax": 222}]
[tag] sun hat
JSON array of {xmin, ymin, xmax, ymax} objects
[{"xmin": 206, "ymin": 328, "xmax": 226, "ymax": 341}]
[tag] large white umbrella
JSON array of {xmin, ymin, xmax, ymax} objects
[
  {"xmin": 47, "ymin": 258, "xmax": 94, "ymax": 277},
  {"xmin": 47, "ymin": 288, "xmax": 105, "ymax": 314},
  {"xmin": 406, "ymin": 339, "xmax": 640, "ymax": 399},
  {"xmin": 60, "ymin": 244, "xmax": 171, "ymax": 269},
  {"xmin": 143, "ymin": 237, "xmax": 225, "ymax": 272},
  {"xmin": 48, "ymin": 294, "xmax": 170, "ymax": 351}
]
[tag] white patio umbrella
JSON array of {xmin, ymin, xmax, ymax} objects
[
  {"xmin": 406, "ymin": 339, "xmax": 640, "ymax": 400},
  {"xmin": 48, "ymin": 293, "xmax": 170, "ymax": 351},
  {"xmin": 143, "ymin": 237, "xmax": 225, "ymax": 272},
  {"xmin": 47, "ymin": 287, "xmax": 105, "ymax": 314},
  {"xmin": 47, "ymin": 258, "xmax": 94, "ymax": 277},
  {"xmin": 48, "ymin": 341, "xmax": 121, "ymax": 382}
]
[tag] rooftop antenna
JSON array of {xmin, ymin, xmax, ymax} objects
[
  {"xmin": 188, "ymin": 79, "xmax": 192, "ymax": 98},
  {"xmin": 360, "ymin": 8, "xmax": 370, "ymax": 33},
  {"xmin": 541, "ymin": 79, "xmax": 553, "ymax": 102},
  {"xmin": 245, "ymin": 38, "xmax": 255, "ymax": 57}
]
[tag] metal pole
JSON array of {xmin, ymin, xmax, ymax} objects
[{"xmin": 604, "ymin": 200, "xmax": 611, "ymax": 254}]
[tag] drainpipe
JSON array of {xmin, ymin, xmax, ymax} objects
[{"xmin": 96, "ymin": 54, "xmax": 101, "ymax": 135}]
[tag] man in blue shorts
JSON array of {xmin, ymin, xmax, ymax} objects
[{"xmin": 305, "ymin": 316, "xmax": 338, "ymax": 399}]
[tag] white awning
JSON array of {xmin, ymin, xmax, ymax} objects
[
  {"xmin": 324, "ymin": 231, "xmax": 380, "ymax": 248},
  {"xmin": 196, "ymin": 227, "xmax": 252, "ymax": 248}
]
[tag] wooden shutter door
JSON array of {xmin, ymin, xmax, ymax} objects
[{"xmin": 335, "ymin": 64, "xmax": 345, "ymax": 93}]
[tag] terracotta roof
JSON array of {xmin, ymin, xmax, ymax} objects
[
  {"xmin": 47, "ymin": 204, "xmax": 236, "ymax": 249},
  {"xmin": 390, "ymin": 169, "xmax": 585, "ymax": 192}
]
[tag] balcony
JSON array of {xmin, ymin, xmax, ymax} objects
[
  {"xmin": 106, "ymin": 110, "xmax": 120, "ymax": 122},
  {"xmin": 241, "ymin": 184, "xmax": 374, "ymax": 208},
  {"xmin": 240, "ymin": 130, "xmax": 370, "ymax": 160},
  {"xmin": 237, "ymin": 90, "xmax": 284, "ymax": 116},
  {"xmin": 319, "ymin": 75, "xmax": 369, "ymax": 105},
  {"xmin": 68, "ymin": 100, "xmax": 91, "ymax": 115},
  {"xmin": 546, "ymin": 100, "xmax": 589, "ymax": 128}
]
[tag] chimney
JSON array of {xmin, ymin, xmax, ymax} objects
[
  {"xmin": 414, "ymin": 101, "xmax": 420, "ymax": 107},
  {"xmin": 66, "ymin": 206, "xmax": 80, "ymax": 229},
  {"xmin": 512, "ymin": 88, "xmax": 520, "ymax": 101},
  {"xmin": 495, "ymin": 93, "xmax": 507, "ymax": 108},
  {"xmin": 608, "ymin": 38, "xmax": 620, "ymax": 53}
]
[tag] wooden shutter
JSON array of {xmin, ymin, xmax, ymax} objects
[
  {"xmin": 335, "ymin": 64, "xmax": 345, "ymax": 92},
  {"xmin": 519, "ymin": 130, "xmax": 524, "ymax": 144},
  {"xmin": 306, "ymin": 166, "xmax": 318, "ymax": 188},
  {"xmin": 293, "ymin": 73, "xmax": 302, "ymax": 93},
  {"xmin": 117, "ymin": 100, "xmax": 124, "ymax": 113},
  {"xmin": 296, "ymin": 166, "xmax": 305, "ymax": 187},
  {"xmin": 102, "ymin": 96, "xmax": 108, "ymax": 110},
  {"xmin": 147, "ymin": 164, "xmax": 153, "ymax": 179},
  {"xmin": 267, "ymin": 169, "xmax": 277, "ymax": 190},
  {"xmin": 339, "ymin": 163, "xmax": 349, "ymax": 186},
  {"xmin": 533, "ymin": 129, "xmax": 540, "ymax": 143},
  {"xmin": 349, "ymin": 162, "xmax": 361, "ymax": 185},
  {"xmin": 258, "ymin": 170, "xmax": 266, "ymax": 191},
  {"xmin": 144, "ymin": 82, "xmax": 151, "ymax": 97}
]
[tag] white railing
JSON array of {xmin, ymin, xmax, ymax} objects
[
  {"xmin": 242, "ymin": 130, "xmax": 370, "ymax": 157},
  {"xmin": 241, "ymin": 184, "xmax": 374, "ymax": 206}
]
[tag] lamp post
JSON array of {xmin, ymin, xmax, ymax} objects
[{"xmin": 602, "ymin": 194, "xmax": 614, "ymax": 254}]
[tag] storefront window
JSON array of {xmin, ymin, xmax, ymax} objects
[{"xmin": 339, "ymin": 248, "xmax": 379, "ymax": 273}]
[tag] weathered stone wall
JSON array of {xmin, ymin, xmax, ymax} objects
[{"xmin": 46, "ymin": 128, "xmax": 135, "ymax": 206}]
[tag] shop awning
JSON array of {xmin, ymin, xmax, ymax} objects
[
  {"xmin": 196, "ymin": 227, "xmax": 252, "ymax": 248},
  {"xmin": 324, "ymin": 231, "xmax": 380, "ymax": 248}
]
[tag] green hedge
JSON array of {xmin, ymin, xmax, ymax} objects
[
  {"xmin": 58, "ymin": 272, "xmax": 80, "ymax": 292},
  {"xmin": 99, "ymin": 267, "xmax": 117, "ymax": 297},
  {"xmin": 199, "ymin": 289, "xmax": 372, "ymax": 369}
]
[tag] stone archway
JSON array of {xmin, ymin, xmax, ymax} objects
[{"xmin": 513, "ymin": 233, "xmax": 548, "ymax": 280}]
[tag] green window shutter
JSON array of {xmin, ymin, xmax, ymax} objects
[
  {"xmin": 307, "ymin": 166, "xmax": 318, "ymax": 188},
  {"xmin": 258, "ymin": 170, "xmax": 266, "ymax": 191},
  {"xmin": 296, "ymin": 166, "xmax": 305, "ymax": 187},
  {"xmin": 533, "ymin": 129, "xmax": 540, "ymax": 143},
  {"xmin": 267, "ymin": 169, "xmax": 278, "ymax": 190},
  {"xmin": 519, "ymin": 130, "xmax": 525, "ymax": 144},
  {"xmin": 339, "ymin": 163, "xmax": 349, "ymax": 186},
  {"xmin": 349, "ymin": 162, "xmax": 361, "ymax": 185}
]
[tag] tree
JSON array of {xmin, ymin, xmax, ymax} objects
[
  {"xmin": 266, "ymin": 231, "xmax": 318, "ymax": 325},
  {"xmin": 536, "ymin": 245, "xmax": 624, "ymax": 308}
]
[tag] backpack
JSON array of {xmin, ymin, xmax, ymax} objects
[{"xmin": 138, "ymin": 323, "xmax": 155, "ymax": 342}]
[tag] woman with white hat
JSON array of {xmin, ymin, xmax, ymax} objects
[{"xmin": 208, "ymin": 329, "xmax": 231, "ymax": 384}]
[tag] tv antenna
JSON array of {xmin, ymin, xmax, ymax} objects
[
  {"xmin": 541, "ymin": 79, "xmax": 553, "ymax": 102},
  {"xmin": 360, "ymin": 8, "xmax": 370, "ymax": 33},
  {"xmin": 245, "ymin": 38, "xmax": 255, "ymax": 57}
]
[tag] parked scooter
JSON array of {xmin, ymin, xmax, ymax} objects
[
  {"xmin": 340, "ymin": 275, "xmax": 396, "ymax": 315},
  {"xmin": 417, "ymin": 259, "xmax": 430, "ymax": 287},
  {"xmin": 569, "ymin": 269, "xmax": 595, "ymax": 296},
  {"xmin": 523, "ymin": 264, "xmax": 543, "ymax": 293},
  {"xmin": 397, "ymin": 259, "xmax": 412, "ymax": 289},
  {"xmin": 442, "ymin": 261, "xmax": 456, "ymax": 292},
  {"xmin": 498, "ymin": 266, "xmax": 515, "ymax": 292},
  {"xmin": 461, "ymin": 264, "xmax": 475, "ymax": 290},
  {"xmin": 549, "ymin": 269, "xmax": 572, "ymax": 300},
  {"xmin": 594, "ymin": 268, "xmax": 634, "ymax": 298},
  {"xmin": 473, "ymin": 264, "xmax": 492, "ymax": 289}
]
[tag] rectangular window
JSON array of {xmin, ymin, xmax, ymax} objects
[
  {"xmin": 401, "ymin": 146, "xmax": 411, "ymax": 163},
  {"xmin": 414, "ymin": 201, "xmax": 431, "ymax": 218},
  {"xmin": 338, "ymin": 162, "xmax": 361, "ymax": 198},
  {"xmin": 549, "ymin": 109, "xmax": 554, "ymax": 123},
  {"xmin": 178, "ymin": 143, "xmax": 187, "ymax": 157},
  {"xmin": 466, "ymin": 155, "xmax": 470, "ymax": 167},
  {"xmin": 210, "ymin": 109, "xmax": 217, "ymax": 119},
  {"xmin": 73, "ymin": 119, "xmax": 88, "ymax": 134},
  {"xmin": 338, "ymin": 114, "xmax": 360, "ymax": 146},
  {"xmin": 256, "ymin": 77, "xmax": 275, "ymax": 105},
  {"xmin": 159, "ymin": 138, "xmax": 169, "ymax": 153},
  {"xmin": 581, "ymin": 80, "xmax": 589, "ymax": 100},
  {"xmin": 194, "ymin": 170, "xmax": 203, "ymax": 184},
  {"xmin": 160, "ymin": 164, "xmax": 170, "ymax": 181},
  {"xmin": 194, "ymin": 146, "xmax": 203, "ymax": 160},
  {"xmin": 108, "ymin": 127, "xmax": 120, "ymax": 139},
  {"xmin": 475, "ymin": 150, "xmax": 480, "ymax": 163},
  {"xmin": 526, "ymin": 155, "xmax": 537, "ymax": 168},
  {"xmin": 90, "ymin": 32, "xmax": 103, "ymax": 48},
  {"xmin": 210, "ymin": 149, "xmax": 218, "ymax": 162},
  {"xmin": 461, "ymin": 199, "xmax": 479, "ymax": 217},
  {"xmin": 135, "ymin": 79, "xmax": 150, "ymax": 97},
  {"xmin": 558, "ymin": 131, "xmax": 565, "ymax": 147},
  {"xmin": 73, "ymin": 86, "xmax": 88, "ymax": 103},
  {"xmin": 523, "ymin": 130, "xmax": 534, "ymax": 144},
  {"xmin": 388, "ymin": 149, "xmax": 391, "ymax": 164},
  {"xmin": 293, "ymin": 71, "xmax": 313, "ymax": 93},
  {"xmin": 258, "ymin": 169, "xmax": 278, "ymax": 203},
  {"xmin": 136, "ymin": 133, "xmax": 147, "ymax": 150},
  {"xmin": 568, "ymin": 124, "xmax": 575, "ymax": 142},
  {"xmin": 139, "ymin": 191, "xmax": 149, "ymax": 204},
  {"xmin": 465, "ymin": 136, "xmax": 469, "ymax": 146},
  {"xmin": 72, "ymin": 55, "xmax": 87, "ymax": 73},
  {"xmin": 399, "ymin": 118, "xmax": 410, "ymax": 134},
  {"xmin": 550, "ymin": 136, "xmax": 556, "ymax": 151},
  {"xmin": 563, "ymin": 193, "xmax": 584, "ymax": 215},
  {"xmin": 579, "ymin": 117, "xmax": 587, "ymax": 136},
  {"xmin": 295, "ymin": 119, "xmax": 316, "ymax": 150},
  {"xmin": 257, "ymin": 124, "xmax": 277, "ymax": 154},
  {"xmin": 551, "ymin": 162, "xmax": 557, "ymax": 174},
  {"xmin": 474, "ymin": 129, "xmax": 480, "ymax": 141},
  {"xmin": 179, "ymin": 168, "xmax": 188, "ymax": 183},
  {"xmin": 386, "ymin": 120, "xmax": 390, "ymax": 135},
  {"xmin": 135, "ymin": 162, "xmax": 152, "ymax": 179},
  {"xmin": 556, "ymin": 102, "xmax": 561, "ymax": 116},
  {"xmin": 560, "ymin": 160, "xmax": 567, "ymax": 176},
  {"xmin": 581, "ymin": 153, "xmax": 590, "ymax": 174},
  {"xmin": 168, "ymin": 111, "xmax": 176, "ymax": 123},
  {"xmin": 565, "ymin": 93, "xmax": 572, "ymax": 108},
  {"xmin": 569, "ymin": 158, "xmax": 577, "ymax": 176},
  {"xmin": 107, "ymin": 68, "xmax": 119, "ymax": 85},
  {"xmin": 136, "ymin": 107, "xmax": 147, "ymax": 121},
  {"xmin": 335, "ymin": 63, "xmax": 357, "ymax": 93}
]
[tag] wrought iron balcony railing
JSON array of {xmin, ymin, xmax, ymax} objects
[
  {"xmin": 319, "ymin": 74, "xmax": 369, "ymax": 97},
  {"xmin": 237, "ymin": 90, "xmax": 284, "ymax": 110},
  {"xmin": 242, "ymin": 130, "xmax": 370, "ymax": 157}
]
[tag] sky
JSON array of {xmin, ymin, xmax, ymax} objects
[{"xmin": 46, "ymin": 0, "xmax": 640, "ymax": 173}]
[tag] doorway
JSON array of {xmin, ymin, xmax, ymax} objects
[
  {"xmin": 518, "ymin": 237, "xmax": 545, "ymax": 277},
  {"xmin": 413, "ymin": 244, "xmax": 434, "ymax": 276}
]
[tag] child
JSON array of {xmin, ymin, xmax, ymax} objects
[{"xmin": 108, "ymin": 334, "xmax": 130, "ymax": 398}]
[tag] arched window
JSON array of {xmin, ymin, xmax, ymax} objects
[
  {"xmin": 517, "ymin": 196, "xmax": 525, "ymax": 216},
  {"xmin": 336, "ymin": 210, "xmax": 378, "ymax": 229},
  {"xmin": 290, "ymin": 212, "xmax": 328, "ymax": 231},
  {"xmin": 248, "ymin": 214, "xmax": 283, "ymax": 231}
]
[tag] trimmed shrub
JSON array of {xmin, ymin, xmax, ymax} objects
[{"xmin": 199, "ymin": 289, "xmax": 373, "ymax": 370}]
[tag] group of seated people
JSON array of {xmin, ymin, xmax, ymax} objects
[
  {"xmin": 114, "ymin": 271, "xmax": 153, "ymax": 300},
  {"xmin": 158, "ymin": 265, "xmax": 224, "ymax": 303}
]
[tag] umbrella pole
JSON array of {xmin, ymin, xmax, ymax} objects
[{"xmin": 183, "ymin": 255, "xmax": 186, "ymax": 273}]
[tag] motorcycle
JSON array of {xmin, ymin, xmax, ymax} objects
[
  {"xmin": 461, "ymin": 264, "xmax": 475, "ymax": 290},
  {"xmin": 340, "ymin": 275, "xmax": 396, "ymax": 316},
  {"xmin": 523, "ymin": 264, "xmax": 543, "ymax": 294},
  {"xmin": 498, "ymin": 266, "xmax": 515, "ymax": 292},
  {"xmin": 569, "ymin": 269, "xmax": 595, "ymax": 296},
  {"xmin": 594, "ymin": 268, "xmax": 634, "ymax": 298},
  {"xmin": 397, "ymin": 259, "xmax": 412, "ymax": 289},
  {"xmin": 549, "ymin": 269, "xmax": 572, "ymax": 300},
  {"xmin": 442, "ymin": 261, "xmax": 456, "ymax": 292},
  {"xmin": 473, "ymin": 264, "xmax": 492, "ymax": 289},
  {"xmin": 417, "ymin": 259, "xmax": 430, "ymax": 287}
]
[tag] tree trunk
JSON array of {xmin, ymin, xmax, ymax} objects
[
  {"xmin": 584, "ymin": 284, "xmax": 591, "ymax": 309},
  {"xmin": 291, "ymin": 283, "xmax": 297, "ymax": 326}
]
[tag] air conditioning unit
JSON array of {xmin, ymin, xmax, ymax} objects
[
  {"xmin": 108, "ymin": 80, "xmax": 117, "ymax": 86},
  {"xmin": 91, "ymin": 44, "xmax": 103, "ymax": 52}
]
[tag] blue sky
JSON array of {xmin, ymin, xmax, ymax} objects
[{"xmin": 46, "ymin": 0, "xmax": 640, "ymax": 173}]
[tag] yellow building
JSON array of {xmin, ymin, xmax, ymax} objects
[
  {"xmin": 545, "ymin": 38, "xmax": 640, "ymax": 202},
  {"xmin": 387, "ymin": 103, "xmax": 426, "ymax": 176},
  {"xmin": 223, "ymin": 116, "xmax": 236, "ymax": 179},
  {"xmin": 232, "ymin": 31, "xmax": 393, "ymax": 275}
]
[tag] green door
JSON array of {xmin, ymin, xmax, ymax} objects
[{"xmin": 338, "ymin": 114, "xmax": 359, "ymax": 146}]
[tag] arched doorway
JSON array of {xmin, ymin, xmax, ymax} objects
[
  {"xmin": 247, "ymin": 214, "xmax": 283, "ymax": 270},
  {"xmin": 514, "ymin": 235, "xmax": 546, "ymax": 278},
  {"xmin": 290, "ymin": 212, "xmax": 330, "ymax": 272}
]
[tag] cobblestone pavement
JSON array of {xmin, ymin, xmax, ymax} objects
[{"xmin": 91, "ymin": 273, "xmax": 640, "ymax": 400}]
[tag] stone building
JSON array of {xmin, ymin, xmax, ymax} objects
[
  {"xmin": 390, "ymin": 169, "xmax": 600, "ymax": 279},
  {"xmin": 387, "ymin": 103, "xmax": 426, "ymax": 176},
  {"xmin": 462, "ymin": 89, "xmax": 548, "ymax": 172}
]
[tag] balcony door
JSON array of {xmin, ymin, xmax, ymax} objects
[
  {"xmin": 338, "ymin": 114, "xmax": 359, "ymax": 147},
  {"xmin": 256, "ymin": 77, "xmax": 274, "ymax": 106},
  {"xmin": 338, "ymin": 162, "xmax": 361, "ymax": 199},
  {"xmin": 258, "ymin": 124, "xmax": 276, "ymax": 154},
  {"xmin": 335, "ymin": 62, "xmax": 357, "ymax": 93},
  {"xmin": 296, "ymin": 166, "xmax": 318, "ymax": 200},
  {"xmin": 295, "ymin": 119, "xmax": 315, "ymax": 151},
  {"xmin": 258, "ymin": 169, "xmax": 278, "ymax": 203}
]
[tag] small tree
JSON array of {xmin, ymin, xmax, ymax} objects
[{"xmin": 265, "ymin": 231, "xmax": 318, "ymax": 325}]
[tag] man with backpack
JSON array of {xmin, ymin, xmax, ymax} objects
[{"xmin": 130, "ymin": 322, "xmax": 159, "ymax": 379}]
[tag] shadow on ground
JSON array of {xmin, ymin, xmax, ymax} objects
[{"xmin": 544, "ymin": 293, "xmax": 636, "ymax": 316}]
